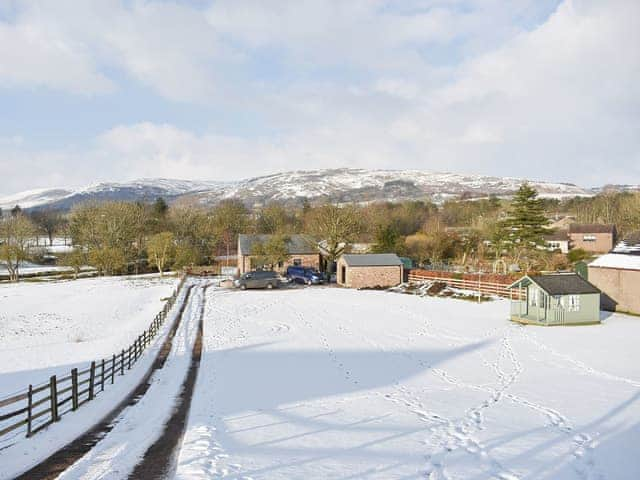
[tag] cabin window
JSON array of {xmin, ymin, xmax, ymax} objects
[
  {"xmin": 564, "ymin": 295, "xmax": 580, "ymax": 312},
  {"xmin": 293, "ymin": 258, "xmax": 302, "ymax": 266},
  {"xmin": 583, "ymin": 235, "xmax": 596, "ymax": 242}
]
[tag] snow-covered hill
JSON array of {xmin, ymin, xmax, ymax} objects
[{"xmin": 0, "ymin": 169, "xmax": 591, "ymax": 211}]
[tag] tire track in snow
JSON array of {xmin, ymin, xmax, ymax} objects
[
  {"xmin": 12, "ymin": 284, "xmax": 195, "ymax": 480},
  {"xmin": 127, "ymin": 283, "xmax": 212, "ymax": 479}
]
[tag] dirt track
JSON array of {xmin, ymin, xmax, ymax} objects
[
  {"xmin": 14, "ymin": 285, "xmax": 195, "ymax": 480},
  {"xmin": 127, "ymin": 284, "xmax": 209, "ymax": 479}
]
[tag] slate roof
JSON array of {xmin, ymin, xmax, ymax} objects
[
  {"xmin": 238, "ymin": 234, "xmax": 319, "ymax": 255},
  {"xmin": 509, "ymin": 273, "xmax": 600, "ymax": 295},
  {"xmin": 544, "ymin": 230, "xmax": 569, "ymax": 241},
  {"xmin": 569, "ymin": 223, "xmax": 616, "ymax": 234},
  {"xmin": 342, "ymin": 253, "xmax": 403, "ymax": 267}
]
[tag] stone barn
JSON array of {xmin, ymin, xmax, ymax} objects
[
  {"xmin": 337, "ymin": 254, "xmax": 403, "ymax": 289},
  {"xmin": 237, "ymin": 234, "xmax": 321, "ymax": 274}
]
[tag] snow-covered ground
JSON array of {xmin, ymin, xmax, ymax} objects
[
  {"xmin": 2, "ymin": 283, "xmax": 639, "ymax": 479},
  {"xmin": 0, "ymin": 274, "xmax": 178, "ymax": 394},
  {"xmin": 176, "ymin": 288, "xmax": 640, "ymax": 480},
  {"xmin": 0, "ymin": 274, "xmax": 186, "ymax": 479}
]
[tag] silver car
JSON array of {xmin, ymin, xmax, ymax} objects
[{"xmin": 235, "ymin": 270, "xmax": 280, "ymax": 290}]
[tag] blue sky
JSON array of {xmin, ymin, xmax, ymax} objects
[{"xmin": 0, "ymin": 0, "xmax": 638, "ymax": 195}]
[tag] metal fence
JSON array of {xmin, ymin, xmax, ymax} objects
[{"xmin": 0, "ymin": 274, "xmax": 187, "ymax": 443}]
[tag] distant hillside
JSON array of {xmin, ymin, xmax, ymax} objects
[{"xmin": 0, "ymin": 168, "xmax": 592, "ymax": 212}]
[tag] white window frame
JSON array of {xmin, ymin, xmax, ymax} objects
[{"xmin": 563, "ymin": 295, "xmax": 580, "ymax": 312}]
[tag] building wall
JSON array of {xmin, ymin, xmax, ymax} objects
[
  {"xmin": 569, "ymin": 232, "xmax": 614, "ymax": 253},
  {"xmin": 588, "ymin": 266, "xmax": 640, "ymax": 314},
  {"xmin": 239, "ymin": 253, "xmax": 320, "ymax": 274},
  {"xmin": 337, "ymin": 258, "xmax": 402, "ymax": 288}
]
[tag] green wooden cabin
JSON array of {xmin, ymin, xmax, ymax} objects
[{"xmin": 507, "ymin": 273, "xmax": 601, "ymax": 326}]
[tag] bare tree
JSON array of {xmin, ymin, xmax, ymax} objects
[
  {"xmin": 212, "ymin": 200, "xmax": 249, "ymax": 265},
  {"xmin": 307, "ymin": 204, "xmax": 362, "ymax": 275},
  {"xmin": 0, "ymin": 214, "xmax": 37, "ymax": 282},
  {"xmin": 30, "ymin": 209, "xmax": 65, "ymax": 246},
  {"xmin": 147, "ymin": 232, "xmax": 175, "ymax": 276}
]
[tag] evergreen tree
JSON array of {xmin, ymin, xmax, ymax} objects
[
  {"xmin": 153, "ymin": 197, "xmax": 169, "ymax": 218},
  {"xmin": 502, "ymin": 183, "xmax": 551, "ymax": 249}
]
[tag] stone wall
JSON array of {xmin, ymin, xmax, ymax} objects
[{"xmin": 588, "ymin": 266, "xmax": 640, "ymax": 314}]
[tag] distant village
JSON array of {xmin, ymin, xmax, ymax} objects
[{"xmin": 1, "ymin": 184, "xmax": 639, "ymax": 321}]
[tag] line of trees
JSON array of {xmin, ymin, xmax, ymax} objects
[{"xmin": 2, "ymin": 186, "xmax": 638, "ymax": 282}]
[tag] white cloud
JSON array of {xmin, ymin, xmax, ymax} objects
[
  {"xmin": 0, "ymin": 14, "xmax": 113, "ymax": 94},
  {"xmin": 0, "ymin": 0, "xmax": 638, "ymax": 194}
]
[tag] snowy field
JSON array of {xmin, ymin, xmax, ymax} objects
[
  {"xmin": 1, "ymin": 282, "xmax": 639, "ymax": 479},
  {"xmin": 177, "ymin": 287, "xmax": 640, "ymax": 480},
  {"xmin": 0, "ymin": 274, "xmax": 178, "ymax": 394}
]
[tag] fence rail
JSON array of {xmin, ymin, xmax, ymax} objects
[
  {"xmin": 0, "ymin": 274, "xmax": 187, "ymax": 443},
  {"xmin": 407, "ymin": 270, "xmax": 519, "ymax": 299}
]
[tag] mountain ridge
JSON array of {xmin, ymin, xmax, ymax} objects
[{"xmin": 0, "ymin": 168, "xmax": 595, "ymax": 211}]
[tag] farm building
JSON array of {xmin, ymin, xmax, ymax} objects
[
  {"xmin": 588, "ymin": 238, "xmax": 640, "ymax": 314},
  {"xmin": 237, "ymin": 234, "xmax": 321, "ymax": 274},
  {"xmin": 337, "ymin": 253, "xmax": 403, "ymax": 289},
  {"xmin": 568, "ymin": 223, "xmax": 616, "ymax": 253},
  {"xmin": 508, "ymin": 273, "xmax": 601, "ymax": 325}
]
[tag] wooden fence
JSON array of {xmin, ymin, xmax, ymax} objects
[
  {"xmin": 407, "ymin": 269, "xmax": 519, "ymax": 298},
  {"xmin": 0, "ymin": 274, "xmax": 187, "ymax": 442}
]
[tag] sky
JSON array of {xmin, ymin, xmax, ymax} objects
[{"xmin": 0, "ymin": 0, "xmax": 638, "ymax": 195}]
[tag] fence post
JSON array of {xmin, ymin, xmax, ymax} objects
[
  {"xmin": 101, "ymin": 359, "xmax": 105, "ymax": 392},
  {"xmin": 26, "ymin": 384, "xmax": 33, "ymax": 437},
  {"xmin": 71, "ymin": 368, "xmax": 79, "ymax": 411},
  {"xmin": 50, "ymin": 375, "xmax": 59, "ymax": 422},
  {"xmin": 89, "ymin": 361, "xmax": 96, "ymax": 401},
  {"xmin": 128, "ymin": 345, "xmax": 132, "ymax": 370},
  {"xmin": 121, "ymin": 350, "xmax": 125, "ymax": 375},
  {"xmin": 112, "ymin": 354, "xmax": 116, "ymax": 384}
]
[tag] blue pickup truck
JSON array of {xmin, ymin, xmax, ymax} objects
[{"xmin": 286, "ymin": 266, "xmax": 325, "ymax": 285}]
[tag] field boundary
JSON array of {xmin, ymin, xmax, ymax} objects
[
  {"xmin": 0, "ymin": 274, "xmax": 187, "ymax": 444},
  {"xmin": 407, "ymin": 269, "xmax": 519, "ymax": 298}
]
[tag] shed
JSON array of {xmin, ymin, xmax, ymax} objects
[
  {"xmin": 337, "ymin": 254, "xmax": 403, "ymax": 289},
  {"xmin": 507, "ymin": 273, "xmax": 601, "ymax": 325},
  {"xmin": 588, "ymin": 248, "xmax": 640, "ymax": 315}
]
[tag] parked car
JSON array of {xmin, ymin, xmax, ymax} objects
[
  {"xmin": 286, "ymin": 266, "xmax": 324, "ymax": 285},
  {"xmin": 234, "ymin": 270, "xmax": 280, "ymax": 290}
]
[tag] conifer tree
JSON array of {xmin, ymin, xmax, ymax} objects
[{"xmin": 501, "ymin": 183, "xmax": 551, "ymax": 249}]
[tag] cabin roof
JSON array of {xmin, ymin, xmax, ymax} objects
[{"xmin": 509, "ymin": 273, "xmax": 600, "ymax": 295}]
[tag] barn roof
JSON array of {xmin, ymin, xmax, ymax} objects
[
  {"xmin": 342, "ymin": 253, "xmax": 403, "ymax": 267},
  {"xmin": 509, "ymin": 273, "xmax": 600, "ymax": 295},
  {"xmin": 238, "ymin": 234, "xmax": 319, "ymax": 255},
  {"xmin": 589, "ymin": 253, "xmax": 640, "ymax": 271}
]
